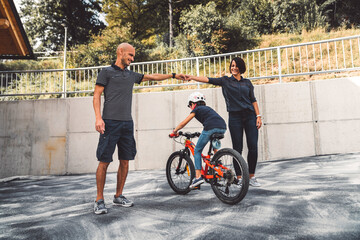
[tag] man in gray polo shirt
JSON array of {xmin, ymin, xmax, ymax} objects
[{"xmin": 93, "ymin": 43, "xmax": 185, "ymax": 214}]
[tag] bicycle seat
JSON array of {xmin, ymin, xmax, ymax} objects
[{"xmin": 210, "ymin": 133, "xmax": 224, "ymax": 140}]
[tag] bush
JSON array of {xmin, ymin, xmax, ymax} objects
[
  {"xmin": 180, "ymin": 2, "xmax": 229, "ymax": 55},
  {"xmin": 0, "ymin": 59, "xmax": 62, "ymax": 71},
  {"xmin": 67, "ymin": 25, "xmax": 133, "ymax": 67},
  {"xmin": 272, "ymin": 0, "xmax": 327, "ymax": 33}
]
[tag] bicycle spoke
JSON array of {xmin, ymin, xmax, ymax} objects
[
  {"xmin": 169, "ymin": 156, "xmax": 192, "ymax": 190},
  {"xmin": 211, "ymin": 150, "xmax": 247, "ymax": 199}
]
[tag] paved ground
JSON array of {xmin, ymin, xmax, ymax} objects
[{"xmin": 0, "ymin": 153, "xmax": 359, "ymax": 240}]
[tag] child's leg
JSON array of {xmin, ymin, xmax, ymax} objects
[
  {"xmin": 194, "ymin": 130, "xmax": 211, "ymax": 178},
  {"xmin": 195, "ymin": 169, "xmax": 201, "ymax": 179}
]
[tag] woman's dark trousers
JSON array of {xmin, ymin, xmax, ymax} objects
[{"xmin": 228, "ymin": 111, "xmax": 258, "ymax": 174}]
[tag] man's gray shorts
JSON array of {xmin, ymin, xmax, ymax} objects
[{"xmin": 96, "ymin": 120, "xmax": 137, "ymax": 162}]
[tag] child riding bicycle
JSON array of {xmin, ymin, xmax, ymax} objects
[{"xmin": 171, "ymin": 92, "xmax": 227, "ymax": 189}]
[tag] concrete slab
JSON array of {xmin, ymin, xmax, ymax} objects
[
  {"xmin": 315, "ymin": 78, "xmax": 360, "ymax": 121},
  {"xmin": 68, "ymin": 97, "xmax": 94, "ymax": 133},
  {"xmin": 31, "ymin": 136, "xmax": 66, "ymax": 175},
  {"xmin": 67, "ymin": 132, "xmax": 99, "ymax": 174},
  {"xmin": 264, "ymin": 82, "xmax": 313, "ymax": 124},
  {"xmin": 266, "ymin": 123, "xmax": 316, "ymax": 160},
  {"xmin": 319, "ymin": 120, "xmax": 360, "ymax": 154},
  {"xmin": 33, "ymin": 99, "xmax": 67, "ymax": 137},
  {"xmin": 1, "ymin": 153, "xmax": 359, "ymax": 240},
  {"xmin": 137, "ymin": 91, "xmax": 173, "ymax": 131},
  {"xmin": 136, "ymin": 129, "xmax": 175, "ymax": 170}
]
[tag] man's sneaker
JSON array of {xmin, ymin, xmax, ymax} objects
[
  {"xmin": 94, "ymin": 199, "xmax": 107, "ymax": 215},
  {"xmin": 249, "ymin": 177, "xmax": 261, "ymax": 187},
  {"xmin": 113, "ymin": 195, "xmax": 134, "ymax": 207},
  {"xmin": 189, "ymin": 177, "xmax": 204, "ymax": 189}
]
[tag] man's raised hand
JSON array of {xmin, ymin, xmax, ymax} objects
[{"xmin": 175, "ymin": 73, "xmax": 186, "ymax": 80}]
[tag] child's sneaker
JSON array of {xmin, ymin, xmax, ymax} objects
[
  {"xmin": 94, "ymin": 199, "xmax": 107, "ymax": 214},
  {"xmin": 234, "ymin": 177, "xmax": 242, "ymax": 188},
  {"xmin": 190, "ymin": 177, "xmax": 204, "ymax": 189},
  {"xmin": 249, "ymin": 177, "xmax": 261, "ymax": 187},
  {"xmin": 113, "ymin": 195, "xmax": 134, "ymax": 207}
]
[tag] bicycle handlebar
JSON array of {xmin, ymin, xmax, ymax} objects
[
  {"xmin": 169, "ymin": 132, "xmax": 178, "ymax": 138},
  {"xmin": 169, "ymin": 131, "xmax": 201, "ymax": 139}
]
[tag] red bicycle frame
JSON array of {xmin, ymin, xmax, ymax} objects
[{"xmin": 184, "ymin": 139, "xmax": 227, "ymax": 180}]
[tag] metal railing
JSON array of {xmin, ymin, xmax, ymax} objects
[{"xmin": 1, "ymin": 35, "xmax": 360, "ymax": 100}]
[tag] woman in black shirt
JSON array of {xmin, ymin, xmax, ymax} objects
[{"xmin": 184, "ymin": 57, "xmax": 262, "ymax": 187}]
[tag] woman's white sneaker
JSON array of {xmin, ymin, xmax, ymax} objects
[{"xmin": 249, "ymin": 177, "xmax": 261, "ymax": 187}]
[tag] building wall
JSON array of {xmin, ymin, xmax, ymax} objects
[{"xmin": 1, "ymin": 77, "xmax": 360, "ymax": 178}]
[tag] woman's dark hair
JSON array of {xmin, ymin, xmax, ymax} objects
[{"xmin": 229, "ymin": 57, "xmax": 246, "ymax": 74}]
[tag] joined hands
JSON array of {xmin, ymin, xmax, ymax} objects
[{"xmin": 174, "ymin": 74, "xmax": 193, "ymax": 81}]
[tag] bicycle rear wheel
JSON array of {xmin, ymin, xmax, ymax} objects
[
  {"xmin": 209, "ymin": 148, "xmax": 249, "ymax": 204},
  {"xmin": 166, "ymin": 151, "xmax": 195, "ymax": 195}
]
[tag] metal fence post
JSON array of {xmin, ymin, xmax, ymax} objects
[
  {"xmin": 277, "ymin": 47, "xmax": 282, "ymax": 83},
  {"xmin": 196, "ymin": 57, "xmax": 200, "ymax": 89},
  {"xmin": 62, "ymin": 26, "xmax": 68, "ymax": 98}
]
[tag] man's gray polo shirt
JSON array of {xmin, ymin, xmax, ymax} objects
[{"xmin": 96, "ymin": 64, "xmax": 144, "ymax": 121}]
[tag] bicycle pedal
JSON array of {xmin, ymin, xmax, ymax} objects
[{"xmin": 194, "ymin": 185, "xmax": 201, "ymax": 190}]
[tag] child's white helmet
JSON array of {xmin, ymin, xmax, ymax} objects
[{"xmin": 188, "ymin": 92, "xmax": 206, "ymax": 104}]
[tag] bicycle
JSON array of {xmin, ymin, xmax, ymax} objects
[{"xmin": 167, "ymin": 131, "xmax": 249, "ymax": 205}]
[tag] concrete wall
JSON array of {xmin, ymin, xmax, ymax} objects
[{"xmin": 1, "ymin": 77, "xmax": 360, "ymax": 178}]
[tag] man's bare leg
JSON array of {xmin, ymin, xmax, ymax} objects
[
  {"xmin": 96, "ymin": 161, "xmax": 110, "ymax": 201},
  {"xmin": 115, "ymin": 159, "xmax": 129, "ymax": 197}
]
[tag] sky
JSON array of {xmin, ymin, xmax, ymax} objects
[
  {"xmin": 12, "ymin": 0, "xmax": 107, "ymax": 24},
  {"xmin": 13, "ymin": 0, "xmax": 21, "ymax": 10}
]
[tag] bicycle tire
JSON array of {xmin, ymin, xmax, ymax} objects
[
  {"xmin": 209, "ymin": 148, "xmax": 249, "ymax": 204},
  {"xmin": 166, "ymin": 151, "xmax": 195, "ymax": 195}
]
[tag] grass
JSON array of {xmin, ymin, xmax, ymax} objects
[{"xmin": 259, "ymin": 27, "xmax": 360, "ymax": 48}]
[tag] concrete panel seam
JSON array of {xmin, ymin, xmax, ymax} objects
[
  {"xmin": 135, "ymin": 93, "xmax": 139, "ymax": 170},
  {"xmin": 136, "ymin": 128, "xmax": 182, "ymax": 131},
  {"xmin": 65, "ymin": 99, "xmax": 70, "ymax": 174},
  {"xmin": 317, "ymin": 118, "xmax": 360, "ymax": 122},
  {"xmin": 261, "ymin": 84, "xmax": 269, "ymax": 161},
  {"xmin": 29, "ymin": 101, "xmax": 34, "ymax": 175},
  {"xmin": 213, "ymin": 88, "xmax": 218, "ymax": 112},
  {"xmin": 265, "ymin": 121, "xmax": 316, "ymax": 125},
  {"xmin": 171, "ymin": 92, "xmax": 176, "ymax": 153},
  {"xmin": 310, "ymin": 81, "xmax": 321, "ymax": 155}
]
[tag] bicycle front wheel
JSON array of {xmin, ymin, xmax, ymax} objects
[
  {"xmin": 210, "ymin": 148, "xmax": 249, "ymax": 205},
  {"xmin": 166, "ymin": 151, "xmax": 195, "ymax": 195}
]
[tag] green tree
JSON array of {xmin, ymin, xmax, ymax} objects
[
  {"xmin": 237, "ymin": 0, "xmax": 274, "ymax": 35},
  {"xmin": 180, "ymin": 2, "xmax": 229, "ymax": 55},
  {"xmin": 68, "ymin": 25, "xmax": 132, "ymax": 67},
  {"xmin": 272, "ymin": 0, "xmax": 326, "ymax": 33},
  {"xmin": 20, "ymin": 0, "xmax": 105, "ymax": 51},
  {"xmin": 316, "ymin": 0, "xmax": 360, "ymax": 28},
  {"xmin": 102, "ymin": 0, "xmax": 208, "ymax": 47},
  {"xmin": 102, "ymin": 0, "xmax": 151, "ymax": 40},
  {"xmin": 212, "ymin": 0, "xmax": 243, "ymax": 14},
  {"xmin": 223, "ymin": 10, "xmax": 260, "ymax": 52}
]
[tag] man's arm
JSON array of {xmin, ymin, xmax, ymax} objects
[
  {"xmin": 142, "ymin": 73, "xmax": 185, "ymax": 81},
  {"xmin": 93, "ymin": 84, "xmax": 105, "ymax": 134}
]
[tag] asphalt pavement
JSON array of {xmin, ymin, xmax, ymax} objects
[{"xmin": 1, "ymin": 153, "xmax": 359, "ymax": 240}]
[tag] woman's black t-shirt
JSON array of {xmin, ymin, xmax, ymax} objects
[{"xmin": 208, "ymin": 75, "xmax": 256, "ymax": 113}]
